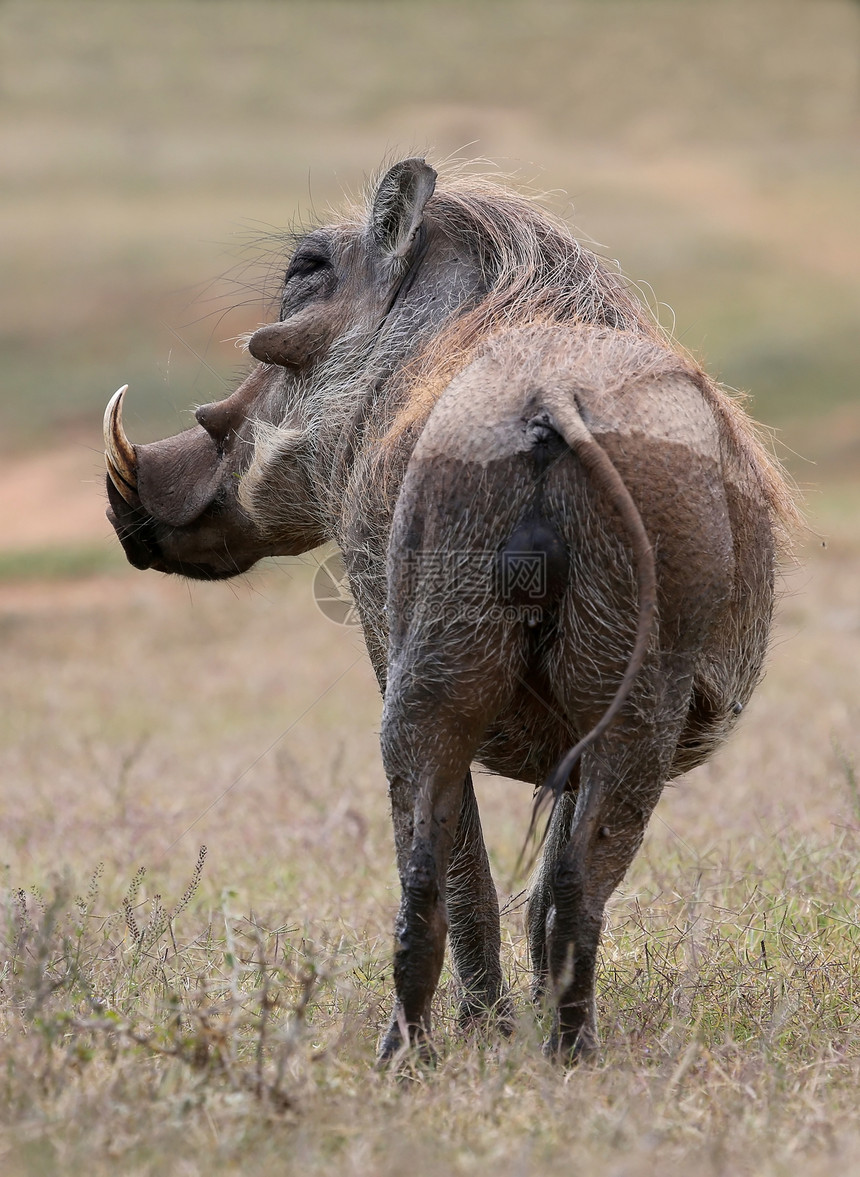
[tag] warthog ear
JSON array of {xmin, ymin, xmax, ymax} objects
[{"xmin": 370, "ymin": 158, "xmax": 437, "ymax": 261}]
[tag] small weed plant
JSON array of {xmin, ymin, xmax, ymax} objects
[{"xmin": 0, "ymin": 849, "xmax": 334, "ymax": 1115}]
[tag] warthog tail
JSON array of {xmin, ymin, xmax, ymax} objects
[{"xmin": 518, "ymin": 391, "xmax": 657, "ymax": 872}]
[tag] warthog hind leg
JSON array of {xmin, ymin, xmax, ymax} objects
[
  {"xmin": 543, "ymin": 685, "xmax": 690, "ymax": 1061},
  {"xmin": 376, "ymin": 765, "xmax": 464, "ymax": 1065},
  {"xmin": 377, "ymin": 618, "xmax": 514, "ymax": 1065}
]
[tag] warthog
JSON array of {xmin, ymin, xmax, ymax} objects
[{"xmin": 105, "ymin": 158, "xmax": 796, "ymax": 1062}]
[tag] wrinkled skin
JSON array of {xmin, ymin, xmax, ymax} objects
[{"xmin": 105, "ymin": 158, "xmax": 785, "ymax": 1064}]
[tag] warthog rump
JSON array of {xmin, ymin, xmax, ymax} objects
[{"xmin": 104, "ymin": 158, "xmax": 798, "ymax": 1062}]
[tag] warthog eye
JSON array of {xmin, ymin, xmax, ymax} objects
[
  {"xmin": 280, "ymin": 247, "xmax": 336, "ymax": 320},
  {"xmin": 285, "ymin": 251, "xmax": 330, "ymax": 281}
]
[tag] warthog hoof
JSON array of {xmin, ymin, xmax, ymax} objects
[
  {"xmin": 544, "ymin": 1025, "xmax": 599, "ymax": 1065},
  {"xmin": 457, "ymin": 989, "xmax": 515, "ymax": 1038},
  {"xmin": 376, "ymin": 1016, "xmax": 438, "ymax": 1072}
]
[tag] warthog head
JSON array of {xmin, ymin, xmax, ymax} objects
[
  {"xmin": 106, "ymin": 160, "xmax": 458, "ymax": 577},
  {"xmin": 105, "ymin": 159, "xmax": 645, "ymax": 579}
]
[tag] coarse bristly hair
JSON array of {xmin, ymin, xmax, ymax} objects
[
  {"xmin": 242, "ymin": 164, "xmax": 801, "ymax": 556},
  {"xmin": 380, "ymin": 169, "xmax": 799, "ymax": 548}
]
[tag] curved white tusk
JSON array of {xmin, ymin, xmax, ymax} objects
[{"xmin": 103, "ymin": 385, "xmax": 139, "ymax": 505}]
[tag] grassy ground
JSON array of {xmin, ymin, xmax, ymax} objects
[
  {"xmin": 1, "ymin": 493, "xmax": 859, "ymax": 1176},
  {"xmin": 2, "ymin": 2, "xmax": 859, "ymax": 1173}
]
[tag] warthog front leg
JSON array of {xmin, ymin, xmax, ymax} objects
[
  {"xmin": 525, "ymin": 779, "xmax": 577, "ymax": 1001},
  {"xmin": 448, "ymin": 771, "xmax": 508, "ymax": 1031}
]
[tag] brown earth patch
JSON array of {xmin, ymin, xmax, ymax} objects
[{"xmin": 0, "ymin": 443, "xmax": 111, "ymax": 550}]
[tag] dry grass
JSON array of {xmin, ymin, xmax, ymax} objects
[{"xmin": 1, "ymin": 490, "xmax": 859, "ymax": 1176}]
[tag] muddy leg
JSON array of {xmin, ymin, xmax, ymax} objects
[
  {"xmin": 376, "ymin": 634, "xmax": 514, "ymax": 1064},
  {"xmin": 525, "ymin": 777, "xmax": 577, "ymax": 1002},
  {"xmin": 377, "ymin": 764, "xmax": 465, "ymax": 1064},
  {"xmin": 546, "ymin": 715, "xmax": 681, "ymax": 1061},
  {"xmin": 447, "ymin": 771, "xmax": 508, "ymax": 1029}
]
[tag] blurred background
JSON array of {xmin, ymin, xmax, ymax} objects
[{"xmin": 1, "ymin": 0, "xmax": 857, "ymax": 569}]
